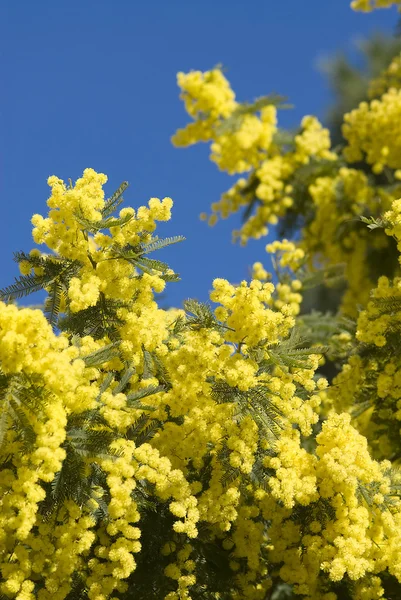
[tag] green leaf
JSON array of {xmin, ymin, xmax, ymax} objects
[
  {"xmin": 44, "ymin": 280, "xmax": 63, "ymax": 328},
  {"xmin": 170, "ymin": 315, "xmax": 186, "ymax": 335},
  {"xmin": 67, "ymin": 429, "xmax": 122, "ymax": 459},
  {"xmin": 135, "ymin": 418, "xmax": 162, "ymax": 445},
  {"xmin": 135, "ymin": 257, "xmax": 170, "ymax": 273},
  {"xmin": 59, "ymin": 297, "xmax": 126, "ymax": 340},
  {"xmin": 160, "ymin": 271, "xmax": 181, "ymax": 282},
  {"xmin": 73, "ymin": 211, "xmax": 134, "ymax": 233},
  {"xmin": 141, "ymin": 235, "xmax": 186, "ymax": 254},
  {"xmin": 351, "ymin": 399, "xmax": 373, "ymax": 419},
  {"xmin": 1, "ymin": 256, "xmax": 80, "ymax": 302},
  {"xmin": 98, "ymin": 373, "xmax": 115, "ymax": 397},
  {"xmin": 360, "ymin": 215, "xmax": 389, "ymax": 230},
  {"xmin": 8, "ymin": 400, "xmax": 37, "ymax": 451},
  {"xmin": 126, "ymin": 385, "xmax": 165, "ymax": 407},
  {"xmin": 301, "ymin": 263, "xmax": 345, "ymax": 290},
  {"xmin": 0, "ymin": 273, "xmax": 50, "ymax": 301},
  {"xmin": 113, "ymin": 366, "xmax": 136, "ymax": 395},
  {"xmin": 215, "ymin": 94, "xmax": 291, "ymax": 136},
  {"xmin": 211, "ymin": 380, "xmax": 284, "ymax": 439},
  {"xmin": 265, "ymin": 328, "xmax": 327, "ymax": 370},
  {"xmin": 82, "ymin": 342, "xmax": 120, "ymax": 367},
  {"xmin": 273, "ymin": 129, "xmax": 296, "ymax": 147},
  {"xmin": 13, "ymin": 250, "xmax": 49, "ymax": 268},
  {"xmin": 0, "ymin": 402, "xmax": 10, "ymax": 452},
  {"xmin": 183, "ymin": 299, "xmax": 218, "ymax": 330},
  {"xmin": 142, "ymin": 349, "xmax": 155, "ymax": 379},
  {"xmin": 102, "ymin": 181, "xmax": 129, "ymax": 218},
  {"xmin": 371, "ymin": 295, "xmax": 401, "ymax": 315},
  {"xmin": 126, "ymin": 413, "xmax": 162, "ymax": 444}
]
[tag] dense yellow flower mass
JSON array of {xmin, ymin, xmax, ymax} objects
[
  {"xmin": 168, "ymin": 17, "xmax": 401, "ymax": 594},
  {"xmin": 2, "ymin": 167, "xmax": 401, "ymax": 600},
  {"xmin": 343, "ymin": 89, "xmax": 401, "ymax": 173},
  {"xmin": 5, "ymin": 1, "xmax": 401, "ymax": 595},
  {"xmin": 327, "ymin": 196, "xmax": 401, "ymax": 467},
  {"xmin": 172, "ymin": 69, "xmax": 278, "ymax": 175},
  {"xmin": 304, "ymin": 168, "xmax": 398, "ymax": 315},
  {"xmin": 173, "ymin": 55, "xmax": 401, "ymax": 316},
  {"xmin": 174, "ymin": 68, "xmax": 401, "ymax": 324},
  {"xmin": 213, "ymin": 107, "xmax": 277, "ymax": 174},
  {"xmin": 264, "ymin": 413, "xmax": 401, "ymax": 595},
  {"xmin": 32, "ymin": 169, "xmax": 108, "ymax": 262},
  {"xmin": 176, "ymin": 69, "xmax": 236, "ymax": 121},
  {"xmin": 210, "ymin": 278, "xmax": 295, "ymax": 346},
  {"xmin": 173, "ymin": 70, "xmax": 335, "ymax": 245}
]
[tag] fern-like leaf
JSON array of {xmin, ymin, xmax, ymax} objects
[
  {"xmin": 135, "ymin": 418, "xmax": 163, "ymax": 446},
  {"xmin": 82, "ymin": 341, "xmax": 120, "ymax": 367},
  {"xmin": 126, "ymin": 413, "xmax": 162, "ymax": 444},
  {"xmin": 370, "ymin": 295, "xmax": 401, "ymax": 316},
  {"xmin": 8, "ymin": 400, "xmax": 37, "ymax": 452},
  {"xmin": 73, "ymin": 211, "xmax": 134, "ymax": 233},
  {"xmin": 141, "ymin": 236, "xmax": 186, "ymax": 255},
  {"xmin": 44, "ymin": 280, "xmax": 63, "ymax": 328},
  {"xmin": 211, "ymin": 381, "xmax": 284, "ymax": 439},
  {"xmin": 126, "ymin": 385, "xmax": 165, "ymax": 407},
  {"xmin": 215, "ymin": 94, "xmax": 290, "ymax": 136},
  {"xmin": 113, "ymin": 366, "xmax": 136, "ymax": 395},
  {"xmin": 0, "ymin": 403, "xmax": 10, "ymax": 452},
  {"xmin": 59, "ymin": 297, "xmax": 126, "ymax": 339},
  {"xmin": 102, "ymin": 181, "xmax": 129, "ymax": 218},
  {"xmin": 183, "ymin": 299, "xmax": 219, "ymax": 330},
  {"xmin": 135, "ymin": 257, "xmax": 170, "ymax": 273},
  {"xmin": 360, "ymin": 215, "xmax": 388, "ymax": 230},
  {"xmin": 160, "ymin": 271, "xmax": 181, "ymax": 282},
  {"xmin": 301, "ymin": 263, "xmax": 345, "ymax": 290},
  {"xmin": 13, "ymin": 250, "xmax": 50, "ymax": 268},
  {"xmin": 142, "ymin": 348, "xmax": 154, "ymax": 379},
  {"xmin": 0, "ymin": 273, "xmax": 49, "ymax": 301}
]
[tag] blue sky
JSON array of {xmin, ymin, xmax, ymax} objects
[{"xmin": 1, "ymin": 0, "xmax": 399, "ymax": 309}]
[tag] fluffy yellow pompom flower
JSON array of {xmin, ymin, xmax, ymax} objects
[
  {"xmin": 210, "ymin": 106, "xmax": 277, "ymax": 174},
  {"xmin": 356, "ymin": 276, "xmax": 401, "ymax": 347},
  {"xmin": 210, "ymin": 278, "xmax": 294, "ymax": 346},
  {"xmin": 5, "ymin": 164, "xmax": 401, "ymax": 599},
  {"xmin": 32, "ymin": 168, "xmax": 107, "ymax": 262},
  {"xmin": 175, "ymin": 69, "xmax": 236, "ymax": 121},
  {"xmin": 343, "ymin": 89, "xmax": 401, "ymax": 173},
  {"xmin": 252, "ymin": 261, "xmax": 269, "ymax": 282},
  {"xmin": 266, "ymin": 239, "xmax": 305, "ymax": 271}
]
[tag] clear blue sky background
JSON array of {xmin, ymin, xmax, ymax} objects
[{"xmin": 1, "ymin": 0, "xmax": 399, "ymax": 308}]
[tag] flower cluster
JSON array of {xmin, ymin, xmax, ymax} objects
[
  {"xmin": 5, "ymin": 12, "xmax": 401, "ymax": 594},
  {"xmin": 172, "ymin": 69, "xmax": 279, "ymax": 175},
  {"xmin": 303, "ymin": 167, "xmax": 396, "ymax": 315},
  {"xmin": 327, "ymin": 207, "xmax": 401, "ymax": 464},
  {"xmin": 174, "ymin": 71, "xmax": 336, "ymax": 245},
  {"xmin": 5, "ymin": 166, "xmax": 382, "ymax": 600},
  {"xmin": 210, "ymin": 278, "xmax": 295, "ymax": 346},
  {"xmin": 174, "ymin": 60, "xmax": 401, "ymax": 316},
  {"xmin": 343, "ymin": 89, "xmax": 401, "ymax": 174},
  {"xmin": 263, "ymin": 413, "xmax": 401, "ymax": 598},
  {"xmin": 210, "ymin": 106, "xmax": 278, "ymax": 174},
  {"xmin": 0, "ymin": 169, "xmax": 331, "ymax": 599}
]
